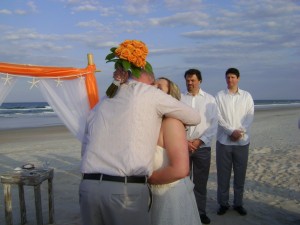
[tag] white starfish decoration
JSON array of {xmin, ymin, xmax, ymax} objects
[
  {"xmin": 28, "ymin": 78, "xmax": 40, "ymax": 89},
  {"xmin": 55, "ymin": 78, "xmax": 63, "ymax": 87},
  {"xmin": 77, "ymin": 74, "xmax": 85, "ymax": 80},
  {"xmin": 1, "ymin": 74, "xmax": 14, "ymax": 86}
]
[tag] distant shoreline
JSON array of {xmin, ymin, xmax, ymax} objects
[
  {"xmin": 1, "ymin": 106, "xmax": 300, "ymax": 132},
  {"xmin": 2, "ymin": 99, "xmax": 300, "ymax": 103},
  {"xmin": 0, "ymin": 124, "xmax": 67, "ymax": 133},
  {"xmin": 254, "ymin": 103, "xmax": 300, "ymax": 111},
  {"xmin": 1, "ymin": 105, "xmax": 300, "ymax": 225}
]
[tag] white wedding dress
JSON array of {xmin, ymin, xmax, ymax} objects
[{"xmin": 151, "ymin": 146, "xmax": 201, "ymax": 225}]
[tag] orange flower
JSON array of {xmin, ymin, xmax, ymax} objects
[
  {"xmin": 126, "ymin": 44, "xmax": 135, "ymax": 53},
  {"xmin": 139, "ymin": 44, "xmax": 148, "ymax": 55},
  {"xmin": 133, "ymin": 48, "xmax": 143, "ymax": 57},
  {"xmin": 119, "ymin": 48, "xmax": 131, "ymax": 60},
  {"xmin": 114, "ymin": 40, "xmax": 147, "ymax": 67},
  {"xmin": 135, "ymin": 57, "xmax": 146, "ymax": 67},
  {"xmin": 140, "ymin": 54, "xmax": 147, "ymax": 61},
  {"xmin": 115, "ymin": 47, "xmax": 122, "ymax": 56},
  {"xmin": 132, "ymin": 40, "xmax": 144, "ymax": 49},
  {"xmin": 120, "ymin": 40, "xmax": 132, "ymax": 48},
  {"xmin": 128, "ymin": 54, "xmax": 137, "ymax": 65}
]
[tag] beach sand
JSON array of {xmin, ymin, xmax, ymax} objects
[{"xmin": 0, "ymin": 107, "xmax": 299, "ymax": 225}]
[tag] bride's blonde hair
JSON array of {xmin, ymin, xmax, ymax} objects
[{"xmin": 157, "ymin": 77, "xmax": 181, "ymax": 101}]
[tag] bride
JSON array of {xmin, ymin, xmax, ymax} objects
[{"xmin": 148, "ymin": 77, "xmax": 201, "ymax": 225}]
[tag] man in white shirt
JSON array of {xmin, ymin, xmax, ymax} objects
[
  {"xmin": 181, "ymin": 69, "xmax": 218, "ymax": 225},
  {"xmin": 80, "ymin": 68, "xmax": 201, "ymax": 225},
  {"xmin": 215, "ymin": 68, "xmax": 254, "ymax": 216}
]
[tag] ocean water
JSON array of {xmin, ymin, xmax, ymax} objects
[
  {"xmin": 1, "ymin": 100, "xmax": 300, "ymax": 130},
  {"xmin": 0, "ymin": 102, "xmax": 62, "ymax": 130},
  {"xmin": 254, "ymin": 99, "xmax": 300, "ymax": 110}
]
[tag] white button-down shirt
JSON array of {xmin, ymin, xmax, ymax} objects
[
  {"xmin": 81, "ymin": 80, "xmax": 201, "ymax": 176},
  {"xmin": 181, "ymin": 89, "xmax": 218, "ymax": 148},
  {"xmin": 215, "ymin": 88, "xmax": 254, "ymax": 146}
]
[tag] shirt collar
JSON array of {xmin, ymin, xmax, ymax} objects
[
  {"xmin": 186, "ymin": 89, "xmax": 204, "ymax": 97},
  {"xmin": 126, "ymin": 78, "xmax": 139, "ymax": 86},
  {"xmin": 226, "ymin": 88, "xmax": 241, "ymax": 95}
]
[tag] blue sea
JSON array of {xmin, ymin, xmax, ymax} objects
[
  {"xmin": 0, "ymin": 102, "xmax": 62, "ymax": 130},
  {"xmin": 1, "ymin": 100, "xmax": 300, "ymax": 130}
]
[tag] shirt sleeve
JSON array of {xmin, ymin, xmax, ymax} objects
[
  {"xmin": 80, "ymin": 103, "xmax": 98, "ymax": 155},
  {"xmin": 215, "ymin": 92, "xmax": 235, "ymax": 135},
  {"xmin": 200, "ymin": 99, "xmax": 218, "ymax": 144},
  {"xmin": 240, "ymin": 93, "xmax": 254, "ymax": 132},
  {"xmin": 155, "ymin": 89, "xmax": 201, "ymax": 126}
]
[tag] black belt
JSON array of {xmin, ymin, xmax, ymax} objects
[
  {"xmin": 83, "ymin": 173, "xmax": 152, "ymax": 211},
  {"xmin": 82, "ymin": 173, "xmax": 147, "ymax": 184}
]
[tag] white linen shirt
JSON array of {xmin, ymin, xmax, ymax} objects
[
  {"xmin": 215, "ymin": 88, "xmax": 254, "ymax": 146},
  {"xmin": 181, "ymin": 89, "xmax": 218, "ymax": 148},
  {"xmin": 81, "ymin": 80, "xmax": 201, "ymax": 176}
]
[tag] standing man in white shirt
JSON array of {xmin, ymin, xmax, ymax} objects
[
  {"xmin": 181, "ymin": 69, "xmax": 218, "ymax": 225},
  {"xmin": 79, "ymin": 40, "xmax": 201, "ymax": 225},
  {"xmin": 215, "ymin": 68, "xmax": 254, "ymax": 216}
]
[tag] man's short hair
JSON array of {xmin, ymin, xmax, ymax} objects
[
  {"xmin": 226, "ymin": 68, "xmax": 240, "ymax": 78},
  {"xmin": 184, "ymin": 69, "xmax": 202, "ymax": 81}
]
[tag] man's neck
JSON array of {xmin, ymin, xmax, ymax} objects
[
  {"xmin": 228, "ymin": 87, "xmax": 238, "ymax": 93},
  {"xmin": 132, "ymin": 73, "xmax": 154, "ymax": 85},
  {"xmin": 189, "ymin": 88, "xmax": 200, "ymax": 96}
]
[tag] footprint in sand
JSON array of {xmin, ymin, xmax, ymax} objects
[{"xmin": 252, "ymin": 147, "xmax": 272, "ymax": 154}]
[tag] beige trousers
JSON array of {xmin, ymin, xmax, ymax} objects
[{"xmin": 79, "ymin": 179, "xmax": 151, "ymax": 225}]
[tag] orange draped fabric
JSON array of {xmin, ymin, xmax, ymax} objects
[{"xmin": 0, "ymin": 62, "xmax": 99, "ymax": 109}]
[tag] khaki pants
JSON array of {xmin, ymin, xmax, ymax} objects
[{"xmin": 79, "ymin": 179, "xmax": 151, "ymax": 225}]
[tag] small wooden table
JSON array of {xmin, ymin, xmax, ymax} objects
[{"xmin": 0, "ymin": 168, "xmax": 54, "ymax": 225}]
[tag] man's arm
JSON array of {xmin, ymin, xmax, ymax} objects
[
  {"xmin": 240, "ymin": 94, "xmax": 254, "ymax": 132},
  {"xmin": 215, "ymin": 95, "xmax": 235, "ymax": 135},
  {"xmin": 156, "ymin": 91, "xmax": 201, "ymax": 126},
  {"xmin": 199, "ymin": 100, "xmax": 218, "ymax": 145}
]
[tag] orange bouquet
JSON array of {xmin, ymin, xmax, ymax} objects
[{"xmin": 105, "ymin": 40, "xmax": 152, "ymax": 78}]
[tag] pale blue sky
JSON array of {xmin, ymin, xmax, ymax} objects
[{"xmin": 1, "ymin": 0, "xmax": 299, "ymax": 101}]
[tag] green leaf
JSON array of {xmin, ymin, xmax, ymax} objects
[
  {"xmin": 114, "ymin": 60, "xmax": 122, "ymax": 69},
  {"xmin": 110, "ymin": 47, "xmax": 117, "ymax": 53},
  {"xmin": 105, "ymin": 52, "xmax": 116, "ymax": 61},
  {"xmin": 131, "ymin": 66, "xmax": 141, "ymax": 78},
  {"xmin": 106, "ymin": 59, "xmax": 119, "ymax": 63},
  {"xmin": 145, "ymin": 61, "xmax": 153, "ymax": 73},
  {"xmin": 121, "ymin": 60, "xmax": 131, "ymax": 71}
]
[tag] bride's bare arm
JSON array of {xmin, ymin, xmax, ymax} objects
[{"xmin": 148, "ymin": 117, "xmax": 189, "ymax": 185}]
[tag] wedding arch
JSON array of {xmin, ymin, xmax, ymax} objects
[{"xmin": 0, "ymin": 54, "xmax": 100, "ymax": 141}]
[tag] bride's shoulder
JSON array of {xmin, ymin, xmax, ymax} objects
[{"xmin": 163, "ymin": 117, "xmax": 184, "ymax": 124}]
